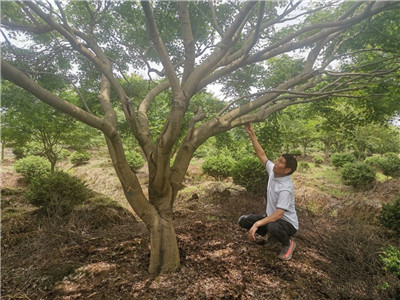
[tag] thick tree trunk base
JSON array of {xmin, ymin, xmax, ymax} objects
[{"xmin": 148, "ymin": 217, "xmax": 180, "ymax": 274}]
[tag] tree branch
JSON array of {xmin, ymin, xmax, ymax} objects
[
  {"xmin": 0, "ymin": 19, "xmax": 53, "ymax": 34},
  {"xmin": 183, "ymin": 1, "xmax": 257, "ymax": 97},
  {"xmin": 1, "ymin": 59, "xmax": 115, "ymax": 137},
  {"xmin": 207, "ymin": 0, "xmax": 223, "ymax": 37},
  {"xmin": 178, "ymin": 2, "xmax": 195, "ymax": 85},
  {"xmin": 141, "ymin": 1, "xmax": 181, "ymax": 94},
  {"xmin": 98, "ymin": 74, "xmax": 118, "ymax": 128}
]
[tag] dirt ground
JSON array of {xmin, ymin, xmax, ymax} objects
[{"xmin": 1, "ymin": 152, "xmax": 400, "ymax": 300}]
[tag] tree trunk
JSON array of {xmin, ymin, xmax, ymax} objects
[
  {"xmin": 104, "ymin": 133, "xmax": 181, "ymax": 274},
  {"xmin": 324, "ymin": 142, "xmax": 331, "ymax": 161},
  {"xmin": 148, "ymin": 215, "xmax": 180, "ymax": 274},
  {"xmin": 1, "ymin": 143, "xmax": 4, "ymax": 161}
]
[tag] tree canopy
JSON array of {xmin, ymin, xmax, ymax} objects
[{"xmin": 1, "ymin": 0, "xmax": 400, "ymax": 274}]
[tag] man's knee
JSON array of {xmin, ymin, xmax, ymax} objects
[
  {"xmin": 267, "ymin": 221, "xmax": 280, "ymax": 235},
  {"xmin": 238, "ymin": 215, "xmax": 248, "ymax": 228},
  {"xmin": 238, "ymin": 214, "xmax": 256, "ymax": 230}
]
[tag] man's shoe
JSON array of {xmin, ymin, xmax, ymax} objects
[{"xmin": 278, "ymin": 239, "xmax": 296, "ymax": 261}]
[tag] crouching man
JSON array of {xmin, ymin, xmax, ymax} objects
[{"xmin": 238, "ymin": 123, "xmax": 299, "ymax": 260}]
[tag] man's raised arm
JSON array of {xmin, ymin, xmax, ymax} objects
[{"xmin": 244, "ymin": 123, "xmax": 268, "ymax": 166}]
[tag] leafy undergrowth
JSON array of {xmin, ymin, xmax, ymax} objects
[{"xmin": 1, "ymin": 153, "xmax": 400, "ymax": 299}]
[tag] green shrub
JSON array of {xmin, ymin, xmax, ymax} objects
[
  {"xmin": 125, "ymin": 150, "xmax": 145, "ymax": 171},
  {"xmin": 298, "ymin": 161, "xmax": 310, "ymax": 172},
  {"xmin": 364, "ymin": 155, "xmax": 382, "ymax": 169},
  {"xmin": 70, "ymin": 151, "xmax": 91, "ymax": 165},
  {"xmin": 14, "ymin": 155, "xmax": 51, "ymax": 182},
  {"xmin": 331, "ymin": 153, "xmax": 356, "ymax": 168},
  {"xmin": 231, "ymin": 147, "xmax": 249, "ymax": 162},
  {"xmin": 59, "ymin": 149, "xmax": 71, "ymax": 160},
  {"xmin": 352, "ymin": 151, "xmax": 366, "ymax": 161},
  {"xmin": 379, "ymin": 153, "xmax": 400, "ymax": 178},
  {"xmin": 194, "ymin": 142, "xmax": 215, "ymax": 159},
  {"xmin": 26, "ymin": 171, "xmax": 89, "ymax": 215},
  {"xmin": 202, "ymin": 153, "xmax": 235, "ymax": 180},
  {"xmin": 24, "ymin": 142, "xmax": 45, "ymax": 157},
  {"xmin": 379, "ymin": 245, "xmax": 400, "ymax": 297},
  {"xmin": 290, "ymin": 149, "xmax": 302, "ymax": 156},
  {"xmin": 380, "ymin": 245, "xmax": 400, "ymax": 276},
  {"xmin": 340, "ymin": 162, "xmax": 376, "ymax": 189},
  {"xmin": 313, "ymin": 155, "xmax": 324, "ymax": 166},
  {"xmin": 12, "ymin": 147, "xmax": 25, "ymax": 159},
  {"xmin": 231, "ymin": 156, "xmax": 268, "ymax": 194},
  {"xmin": 379, "ymin": 197, "xmax": 400, "ymax": 234}
]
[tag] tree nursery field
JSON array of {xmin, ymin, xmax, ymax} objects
[
  {"xmin": 1, "ymin": 148, "xmax": 399, "ymax": 300},
  {"xmin": 2, "ymin": 0, "xmax": 400, "ymax": 279}
]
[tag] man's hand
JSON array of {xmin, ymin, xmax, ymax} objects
[{"xmin": 248, "ymin": 223, "xmax": 258, "ymax": 241}]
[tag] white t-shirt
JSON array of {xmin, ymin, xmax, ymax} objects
[{"xmin": 265, "ymin": 160, "xmax": 299, "ymax": 230}]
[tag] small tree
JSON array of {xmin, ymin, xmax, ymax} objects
[
  {"xmin": 353, "ymin": 124, "xmax": 400, "ymax": 157},
  {"xmin": 2, "ymin": 82, "xmax": 97, "ymax": 171}
]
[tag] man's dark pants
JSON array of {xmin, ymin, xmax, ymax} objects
[{"xmin": 238, "ymin": 214, "xmax": 297, "ymax": 246}]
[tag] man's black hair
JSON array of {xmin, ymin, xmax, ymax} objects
[{"xmin": 282, "ymin": 153, "xmax": 297, "ymax": 176}]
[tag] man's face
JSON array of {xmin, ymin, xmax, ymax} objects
[{"xmin": 273, "ymin": 156, "xmax": 291, "ymax": 177}]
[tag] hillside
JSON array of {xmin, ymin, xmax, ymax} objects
[{"xmin": 1, "ymin": 149, "xmax": 400, "ymax": 299}]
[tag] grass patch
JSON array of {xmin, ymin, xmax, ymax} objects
[
  {"xmin": 318, "ymin": 185, "xmax": 351, "ymax": 198},
  {"xmin": 179, "ymin": 185, "xmax": 202, "ymax": 198},
  {"xmin": 306, "ymin": 200, "xmax": 323, "ymax": 215},
  {"xmin": 376, "ymin": 172, "xmax": 393, "ymax": 182},
  {"xmin": 301, "ymin": 164, "xmax": 356, "ymax": 199},
  {"xmin": 310, "ymin": 165, "xmax": 342, "ymax": 185},
  {"xmin": 2, "ymin": 207, "xmax": 26, "ymax": 219}
]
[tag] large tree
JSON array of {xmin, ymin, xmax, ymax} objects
[{"xmin": 1, "ymin": 1, "xmax": 399, "ymax": 274}]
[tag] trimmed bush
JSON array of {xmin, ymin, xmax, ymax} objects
[
  {"xmin": 379, "ymin": 153, "xmax": 400, "ymax": 178},
  {"xmin": 231, "ymin": 156, "xmax": 268, "ymax": 194},
  {"xmin": 364, "ymin": 155, "xmax": 382, "ymax": 169},
  {"xmin": 313, "ymin": 155, "xmax": 324, "ymax": 166},
  {"xmin": 125, "ymin": 150, "xmax": 145, "ymax": 171},
  {"xmin": 70, "ymin": 151, "xmax": 91, "ymax": 165},
  {"xmin": 340, "ymin": 162, "xmax": 376, "ymax": 189},
  {"xmin": 202, "ymin": 153, "xmax": 235, "ymax": 180},
  {"xmin": 298, "ymin": 161, "xmax": 310, "ymax": 172},
  {"xmin": 331, "ymin": 153, "xmax": 356, "ymax": 168},
  {"xmin": 379, "ymin": 197, "xmax": 400, "ymax": 234},
  {"xmin": 26, "ymin": 171, "xmax": 89, "ymax": 215},
  {"xmin": 14, "ymin": 155, "xmax": 51, "ymax": 182}
]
